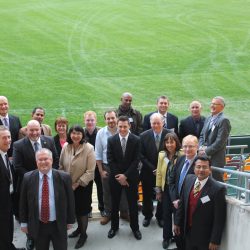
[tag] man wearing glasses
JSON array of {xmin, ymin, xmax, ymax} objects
[{"xmin": 199, "ymin": 96, "xmax": 231, "ymax": 182}]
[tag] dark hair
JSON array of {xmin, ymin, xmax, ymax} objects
[
  {"xmin": 67, "ymin": 125, "xmax": 86, "ymax": 144},
  {"xmin": 193, "ymin": 155, "xmax": 211, "ymax": 166},
  {"xmin": 103, "ymin": 109, "xmax": 117, "ymax": 119},
  {"xmin": 156, "ymin": 95, "xmax": 169, "ymax": 103},
  {"xmin": 163, "ymin": 132, "xmax": 181, "ymax": 154},
  {"xmin": 117, "ymin": 115, "xmax": 129, "ymax": 123},
  {"xmin": 54, "ymin": 117, "xmax": 69, "ymax": 132},
  {"xmin": 32, "ymin": 107, "xmax": 45, "ymax": 115}
]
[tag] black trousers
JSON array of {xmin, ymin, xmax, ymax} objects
[
  {"xmin": 109, "ymin": 177, "xmax": 139, "ymax": 232},
  {"xmin": 185, "ymin": 229, "xmax": 208, "ymax": 250},
  {"xmin": 90, "ymin": 167, "xmax": 104, "ymax": 212},
  {"xmin": 140, "ymin": 169, "xmax": 163, "ymax": 220},
  {"xmin": 35, "ymin": 222, "xmax": 67, "ymax": 250}
]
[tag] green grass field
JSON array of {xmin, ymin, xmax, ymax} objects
[{"xmin": 0, "ymin": 0, "xmax": 249, "ymax": 135}]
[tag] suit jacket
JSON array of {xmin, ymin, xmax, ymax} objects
[
  {"xmin": 107, "ymin": 133, "xmax": 140, "ymax": 183},
  {"xmin": 19, "ymin": 123, "xmax": 52, "ymax": 139},
  {"xmin": 178, "ymin": 115, "xmax": 205, "ymax": 142},
  {"xmin": 13, "ymin": 135, "xmax": 59, "ymax": 192},
  {"xmin": 143, "ymin": 111, "xmax": 178, "ymax": 134},
  {"xmin": 199, "ymin": 112, "xmax": 231, "ymax": 167},
  {"xmin": 0, "ymin": 114, "xmax": 22, "ymax": 157},
  {"xmin": 140, "ymin": 128, "xmax": 171, "ymax": 173},
  {"xmin": 53, "ymin": 134, "xmax": 63, "ymax": 156},
  {"xmin": 168, "ymin": 155, "xmax": 195, "ymax": 202},
  {"xmin": 175, "ymin": 175, "xmax": 226, "ymax": 247},
  {"xmin": 19, "ymin": 169, "xmax": 75, "ymax": 240}
]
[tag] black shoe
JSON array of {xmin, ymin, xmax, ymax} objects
[
  {"xmin": 142, "ymin": 218, "xmax": 151, "ymax": 227},
  {"xmin": 74, "ymin": 234, "xmax": 87, "ymax": 249},
  {"xmin": 162, "ymin": 239, "xmax": 170, "ymax": 249},
  {"xmin": 68, "ymin": 228, "xmax": 80, "ymax": 238},
  {"xmin": 157, "ymin": 219, "xmax": 164, "ymax": 228},
  {"xmin": 100, "ymin": 210, "xmax": 105, "ymax": 217},
  {"xmin": 16, "ymin": 248, "xmax": 26, "ymax": 250},
  {"xmin": 133, "ymin": 230, "xmax": 142, "ymax": 240},
  {"xmin": 108, "ymin": 228, "xmax": 118, "ymax": 239},
  {"xmin": 26, "ymin": 238, "xmax": 34, "ymax": 250}
]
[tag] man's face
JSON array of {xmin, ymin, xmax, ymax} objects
[
  {"xmin": 36, "ymin": 152, "xmax": 53, "ymax": 174},
  {"xmin": 157, "ymin": 98, "xmax": 169, "ymax": 114},
  {"xmin": 190, "ymin": 102, "xmax": 201, "ymax": 118},
  {"xmin": 194, "ymin": 159, "xmax": 211, "ymax": 181},
  {"xmin": 84, "ymin": 115, "xmax": 96, "ymax": 132},
  {"xmin": 118, "ymin": 120, "xmax": 130, "ymax": 137},
  {"xmin": 27, "ymin": 122, "xmax": 41, "ymax": 141},
  {"xmin": 182, "ymin": 139, "xmax": 198, "ymax": 159},
  {"xmin": 150, "ymin": 116, "xmax": 163, "ymax": 134},
  {"xmin": 121, "ymin": 96, "xmax": 132, "ymax": 108},
  {"xmin": 0, "ymin": 129, "xmax": 11, "ymax": 152},
  {"xmin": 105, "ymin": 112, "xmax": 117, "ymax": 129},
  {"xmin": 0, "ymin": 97, "xmax": 9, "ymax": 116},
  {"xmin": 210, "ymin": 98, "xmax": 224, "ymax": 116},
  {"xmin": 32, "ymin": 109, "xmax": 45, "ymax": 124}
]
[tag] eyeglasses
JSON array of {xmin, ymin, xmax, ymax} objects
[{"xmin": 182, "ymin": 145, "xmax": 196, "ymax": 149}]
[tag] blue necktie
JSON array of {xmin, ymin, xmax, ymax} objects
[{"xmin": 178, "ymin": 160, "xmax": 190, "ymax": 194}]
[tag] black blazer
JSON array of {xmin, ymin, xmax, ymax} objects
[
  {"xmin": 169, "ymin": 155, "xmax": 195, "ymax": 202},
  {"xmin": 175, "ymin": 175, "xmax": 226, "ymax": 246},
  {"xmin": 143, "ymin": 111, "xmax": 178, "ymax": 134},
  {"xmin": 13, "ymin": 135, "xmax": 59, "ymax": 192},
  {"xmin": 53, "ymin": 134, "xmax": 62, "ymax": 156},
  {"xmin": 178, "ymin": 115, "xmax": 205, "ymax": 142},
  {"xmin": 107, "ymin": 133, "xmax": 140, "ymax": 183},
  {"xmin": 0, "ymin": 115, "xmax": 22, "ymax": 157},
  {"xmin": 19, "ymin": 169, "xmax": 75, "ymax": 240},
  {"xmin": 140, "ymin": 128, "xmax": 171, "ymax": 172}
]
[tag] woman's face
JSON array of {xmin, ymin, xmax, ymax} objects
[
  {"xmin": 70, "ymin": 130, "xmax": 83, "ymax": 144},
  {"xmin": 165, "ymin": 139, "xmax": 177, "ymax": 154},
  {"xmin": 56, "ymin": 122, "xmax": 67, "ymax": 135}
]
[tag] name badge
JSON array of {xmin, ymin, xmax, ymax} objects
[
  {"xmin": 201, "ymin": 195, "xmax": 210, "ymax": 204},
  {"xmin": 129, "ymin": 117, "xmax": 134, "ymax": 123}
]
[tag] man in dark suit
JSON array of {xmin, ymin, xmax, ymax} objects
[
  {"xmin": 174, "ymin": 155, "xmax": 226, "ymax": 250},
  {"xmin": 107, "ymin": 116, "xmax": 141, "ymax": 240},
  {"xmin": 140, "ymin": 113, "xmax": 171, "ymax": 228},
  {"xmin": 19, "ymin": 148, "xmax": 75, "ymax": 250},
  {"xmin": 168, "ymin": 135, "xmax": 199, "ymax": 250},
  {"xmin": 143, "ymin": 95, "xmax": 178, "ymax": 134},
  {"xmin": 0, "ymin": 96, "xmax": 22, "ymax": 157},
  {"xmin": 179, "ymin": 101, "xmax": 205, "ymax": 142},
  {"xmin": 0, "ymin": 126, "xmax": 25, "ymax": 250},
  {"xmin": 13, "ymin": 119, "xmax": 59, "ymax": 250},
  {"xmin": 199, "ymin": 96, "xmax": 231, "ymax": 181}
]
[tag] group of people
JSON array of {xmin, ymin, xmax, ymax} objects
[{"xmin": 0, "ymin": 93, "xmax": 231, "ymax": 250}]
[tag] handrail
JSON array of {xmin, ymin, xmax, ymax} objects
[
  {"xmin": 226, "ymin": 145, "xmax": 248, "ymax": 155},
  {"xmin": 212, "ymin": 166, "xmax": 250, "ymax": 205}
]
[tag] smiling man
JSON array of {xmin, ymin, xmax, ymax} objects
[
  {"xmin": 199, "ymin": 96, "xmax": 231, "ymax": 181},
  {"xmin": 174, "ymin": 155, "xmax": 226, "ymax": 250}
]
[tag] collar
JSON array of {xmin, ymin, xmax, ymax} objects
[
  {"xmin": 39, "ymin": 169, "xmax": 52, "ymax": 180},
  {"xmin": 211, "ymin": 112, "xmax": 223, "ymax": 120},
  {"xmin": 0, "ymin": 114, "xmax": 9, "ymax": 119},
  {"xmin": 158, "ymin": 111, "xmax": 167, "ymax": 118},
  {"xmin": 195, "ymin": 176, "xmax": 209, "ymax": 190},
  {"xmin": 119, "ymin": 133, "xmax": 129, "ymax": 141},
  {"xmin": 29, "ymin": 138, "xmax": 42, "ymax": 146},
  {"xmin": 185, "ymin": 154, "xmax": 197, "ymax": 164},
  {"xmin": 0, "ymin": 149, "xmax": 8, "ymax": 158},
  {"xmin": 153, "ymin": 130, "xmax": 162, "ymax": 138}
]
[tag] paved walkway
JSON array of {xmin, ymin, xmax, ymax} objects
[{"xmin": 13, "ymin": 183, "xmax": 177, "ymax": 250}]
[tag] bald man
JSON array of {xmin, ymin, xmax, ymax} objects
[
  {"xmin": 179, "ymin": 101, "xmax": 205, "ymax": 142},
  {"xmin": 116, "ymin": 92, "xmax": 143, "ymax": 135},
  {"xmin": 0, "ymin": 96, "xmax": 22, "ymax": 157},
  {"xmin": 13, "ymin": 120, "xmax": 59, "ymax": 250}
]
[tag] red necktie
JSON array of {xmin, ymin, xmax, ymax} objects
[{"xmin": 41, "ymin": 174, "xmax": 50, "ymax": 223}]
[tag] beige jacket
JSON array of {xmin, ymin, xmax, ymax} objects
[
  {"xmin": 59, "ymin": 142, "xmax": 95, "ymax": 187},
  {"xmin": 19, "ymin": 124, "xmax": 52, "ymax": 139}
]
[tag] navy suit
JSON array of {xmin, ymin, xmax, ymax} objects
[
  {"xmin": 0, "ymin": 115, "xmax": 22, "ymax": 157},
  {"xmin": 0, "ymin": 156, "xmax": 17, "ymax": 250},
  {"xmin": 107, "ymin": 133, "xmax": 140, "ymax": 231},
  {"xmin": 140, "ymin": 128, "xmax": 171, "ymax": 220},
  {"xmin": 143, "ymin": 111, "xmax": 178, "ymax": 134},
  {"xmin": 178, "ymin": 116, "xmax": 205, "ymax": 142},
  {"xmin": 175, "ymin": 175, "xmax": 226, "ymax": 249}
]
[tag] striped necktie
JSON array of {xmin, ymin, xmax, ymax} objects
[{"xmin": 193, "ymin": 181, "xmax": 201, "ymax": 197}]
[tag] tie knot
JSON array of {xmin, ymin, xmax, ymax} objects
[{"xmin": 43, "ymin": 174, "xmax": 48, "ymax": 180}]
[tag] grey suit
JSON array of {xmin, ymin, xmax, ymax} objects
[
  {"xmin": 199, "ymin": 112, "xmax": 231, "ymax": 181},
  {"xmin": 19, "ymin": 169, "xmax": 75, "ymax": 249},
  {"xmin": 175, "ymin": 175, "xmax": 226, "ymax": 249}
]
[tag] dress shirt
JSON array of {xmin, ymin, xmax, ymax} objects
[
  {"xmin": 0, "ymin": 114, "xmax": 9, "ymax": 128},
  {"xmin": 30, "ymin": 138, "xmax": 42, "ymax": 152},
  {"xmin": 153, "ymin": 131, "xmax": 162, "ymax": 141},
  {"xmin": 0, "ymin": 149, "xmax": 13, "ymax": 193},
  {"xmin": 39, "ymin": 169, "xmax": 56, "ymax": 221},
  {"xmin": 194, "ymin": 177, "xmax": 209, "ymax": 191},
  {"xmin": 95, "ymin": 126, "xmax": 118, "ymax": 164}
]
